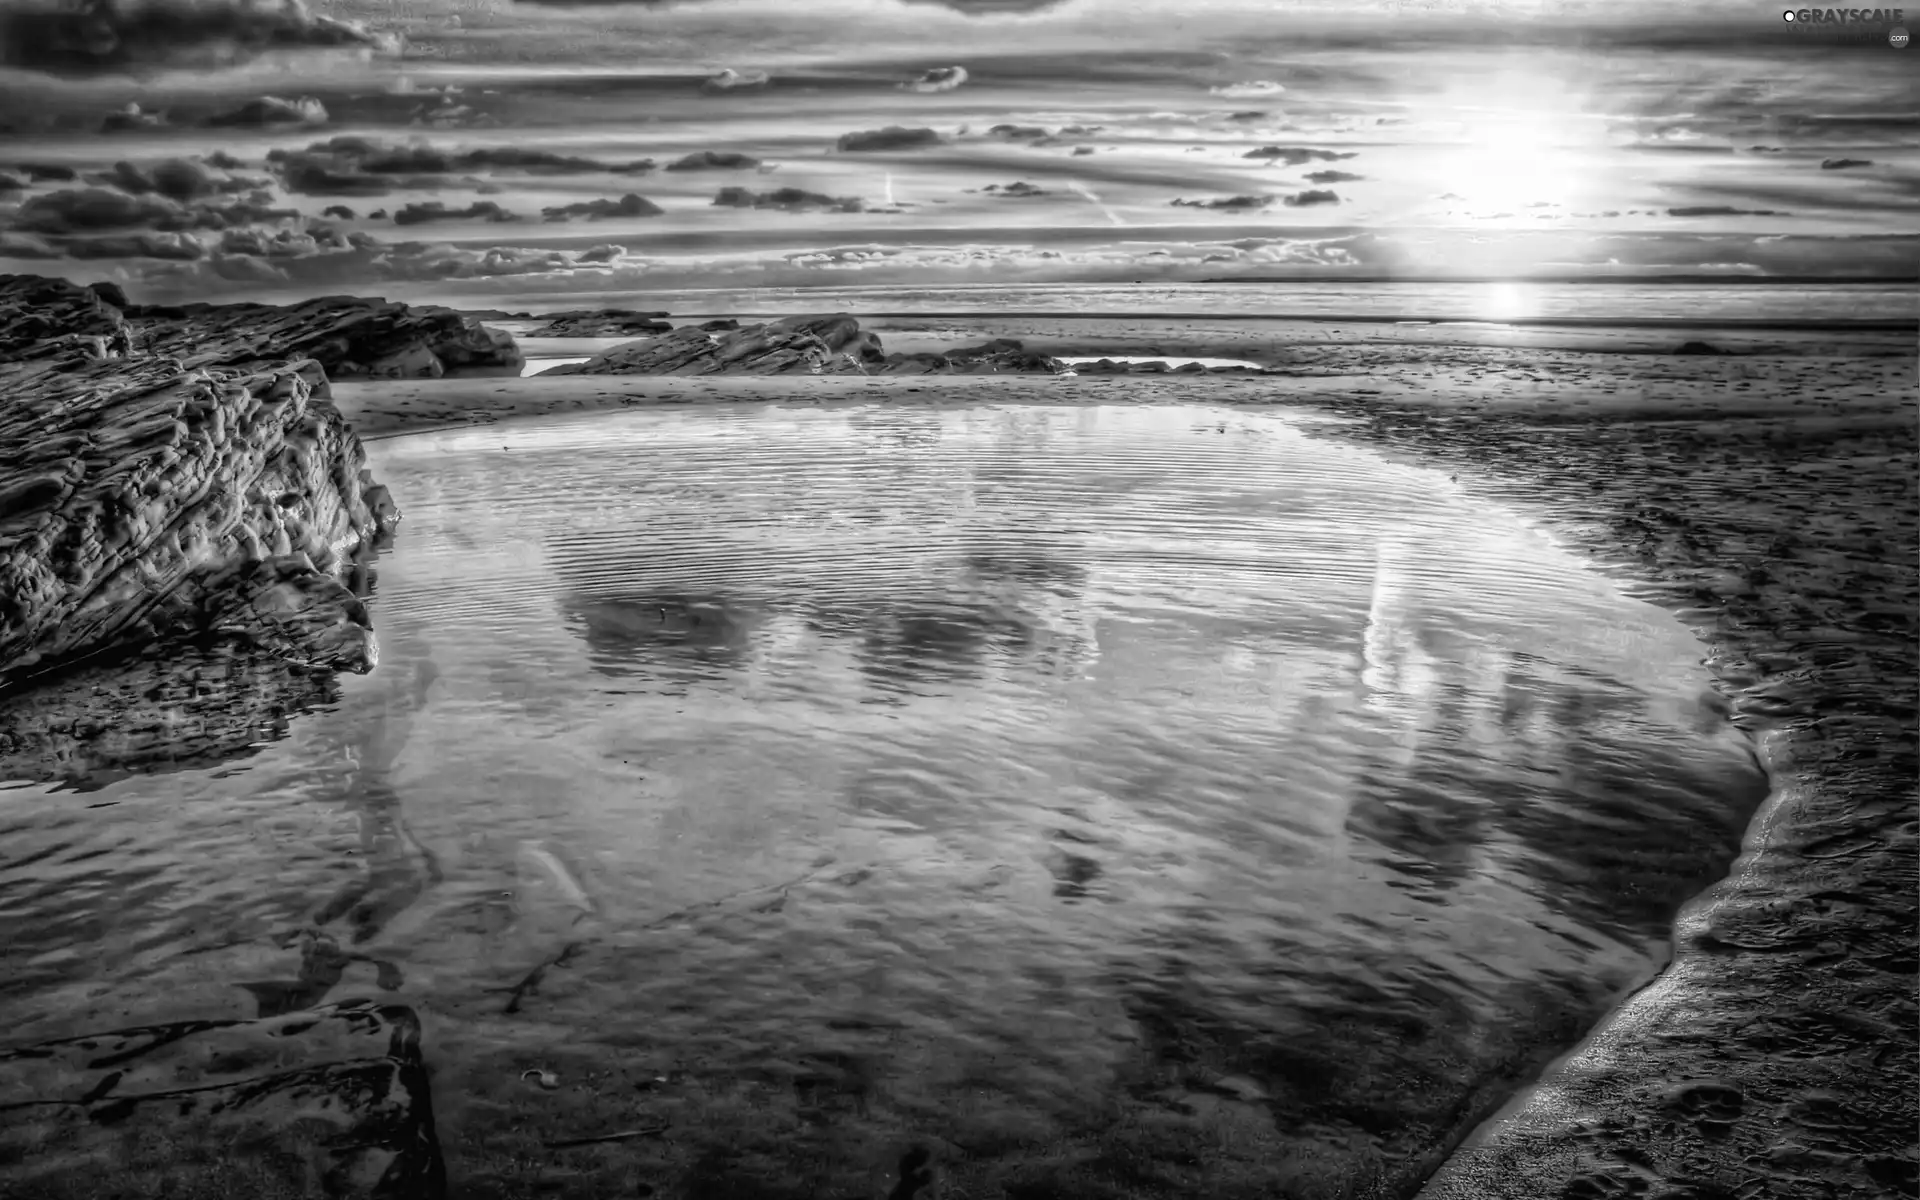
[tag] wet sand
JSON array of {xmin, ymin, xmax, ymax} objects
[{"xmin": 329, "ymin": 330, "xmax": 1917, "ymax": 1197}]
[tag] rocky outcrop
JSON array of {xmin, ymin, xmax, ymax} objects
[
  {"xmin": 0, "ymin": 999, "xmax": 444, "ymax": 1200},
  {"xmin": 543, "ymin": 316, "xmax": 1070, "ymax": 377},
  {"xmin": 0, "ymin": 274, "xmax": 400, "ymax": 692},
  {"xmin": 524, "ymin": 308, "xmax": 673, "ymax": 337},
  {"xmin": 124, "ymin": 292, "xmax": 523, "ymax": 379}
]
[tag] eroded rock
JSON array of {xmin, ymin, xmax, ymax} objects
[
  {"xmin": 544, "ymin": 316, "xmax": 1067, "ymax": 377},
  {"xmin": 0, "ymin": 274, "xmax": 403, "ymax": 691},
  {"xmin": 524, "ymin": 308, "xmax": 673, "ymax": 337},
  {"xmin": 125, "ymin": 293, "xmax": 524, "ymax": 379}
]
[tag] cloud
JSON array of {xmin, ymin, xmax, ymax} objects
[
  {"xmin": 392, "ymin": 200, "xmax": 523, "ymax": 226},
  {"xmin": 702, "ymin": 68, "xmax": 769, "ymax": 93},
  {"xmin": 0, "ymin": 0, "xmax": 394, "ymax": 76},
  {"xmin": 206, "ymin": 95, "xmax": 330, "ymax": 129},
  {"xmin": 1283, "ymin": 189, "xmax": 1341, "ymax": 207},
  {"xmin": 1820, "ymin": 158, "xmax": 1874, "ymax": 170},
  {"xmin": 1243, "ymin": 146, "xmax": 1359, "ymax": 165},
  {"xmin": 10, "ymin": 188, "xmax": 190, "ymax": 235},
  {"xmin": 541, "ymin": 194, "xmax": 665, "ymax": 221},
  {"xmin": 61, "ymin": 232, "xmax": 206, "ymax": 261},
  {"xmin": 1171, "ymin": 195, "xmax": 1272, "ymax": 210},
  {"xmin": 1305, "ymin": 170, "xmax": 1364, "ymax": 184},
  {"xmin": 91, "ymin": 158, "xmax": 267, "ymax": 202},
  {"xmin": 836, "ymin": 127, "xmax": 944, "ymax": 152},
  {"xmin": 903, "ymin": 66, "xmax": 968, "ymax": 93},
  {"xmin": 664, "ymin": 151, "xmax": 762, "ymax": 172},
  {"xmin": 714, "ymin": 186, "xmax": 863, "ymax": 212},
  {"xmin": 1210, "ymin": 80, "xmax": 1286, "ymax": 98},
  {"xmin": 264, "ymin": 137, "xmax": 658, "ymax": 197},
  {"xmin": 1666, "ymin": 206, "xmax": 1789, "ymax": 217}
]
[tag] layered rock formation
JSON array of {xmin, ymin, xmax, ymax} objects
[
  {"xmin": 524, "ymin": 307, "xmax": 674, "ymax": 337},
  {"xmin": 0, "ymin": 999, "xmax": 444, "ymax": 1200},
  {"xmin": 0, "ymin": 274, "xmax": 407, "ymax": 692},
  {"xmin": 125, "ymin": 293, "xmax": 523, "ymax": 379},
  {"xmin": 544, "ymin": 314, "xmax": 1068, "ymax": 377}
]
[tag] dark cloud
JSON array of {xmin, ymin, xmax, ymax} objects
[
  {"xmin": 0, "ymin": 0, "xmax": 392, "ymax": 76},
  {"xmin": 1305, "ymin": 170, "xmax": 1365, "ymax": 184},
  {"xmin": 60, "ymin": 232, "xmax": 205, "ymax": 260},
  {"xmin": 702, "ymin": 68, "xmax": 769, "ymax": 93},
  {"xmin": 92, "ymin": 158, "xmax": 266, "ymax": 203},
  {"xmin": 392, "ymin": 200, "xmax": 522, "ymax": 226},
  {"xmin": 265, "ymin": 137, "xmax": 657, "ymax": 197},
  {"xmin": 6, "ymin": 187, "xmax": 301, "ymax": 236},
  {"xmin": 100, "ymin": 102, "xmax": 164, "ymax": 134},
  {"xmin": 0, "ymin": 172, "xmax": 26, "ymax": 193},
  {"xmin": 903, "ymin": 65, "xmax": 967, "ymax": 93},
  {"xmin": 981, "ymin": 182, "xmax": 1048, "ymax": 198},
  {"xmin": 206, "ymin": 95, "xmax": 329, "ymax": 129},
  {"xmin": 836, "ymin": 127, "xmax": 944, "ymax": 153},
  {"xmin": 1820, "ymin": 158, "xmax": 1875, "ymax": 170},
  {"xmin": 664, "ymin": 151, "xmax": 762, "ymax": 172},
  {"xmin": 321, "ymin": 204, "xmax": 356, "ymax": 220},
  {"xmin": 10, "ymin": 188, "xmax": 188, "ymax": 235},
  {"xmin": 1283, "ymin": 189, "xmax": 1341, "ymax": 207},
  {"xmin": 541, "ymin": 194, "xmax": 664, "ymax": 221},
  {"xmin": 714, "ymin": 186, "xmax": 862, "ymax": 212},
  {"xmin": 1244, "ymin": 146, "xmax": 1360, "ymax": 166},
  {"xmin": 1172, "ymin": 195, "xmax": 1272, "ymax": 210},
  {"xmin": 1666, "ymin": 206, "xmax": 1790, "ymax": 217}
]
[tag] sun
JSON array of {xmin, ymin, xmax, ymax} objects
[{"xmin": 1430, "ymin": 62, "xmax": 1611, "ymax": 215}]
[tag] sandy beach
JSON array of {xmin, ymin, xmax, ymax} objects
[{"xmin": 332, "ymin": 326, "xmax": 1918, "ymax": 1197}]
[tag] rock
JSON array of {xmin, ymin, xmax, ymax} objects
[
  {"xmin": 548, "ymin": 314, "xmax": 884, "ymax": 376},
  {"xmin": 1675, "ymin": 340, "xmax": 1728, "ymax": 355},
  {"xmin": 526, "ymin": 308, "xmax": 674, "ymax": 337},
  {"xmin": 124, "ymin": 292, "xmax": 524, "ymax": 378},
  {"xmin": 699, "ymin": 318, "xmax": 742, "ymax": 331},
  {"xmin": 835, "ymin": 126, "xmax": 943, "ymax": 152},
  {"xmin": 925, "ymin": 337, "xmax": 1065, "ymax": 374},
  {"xmin": 0, "ymin": 999, "xmax": 445, "ymax": 1200},
  {"xmin": 0, "ymin": 275, "xmax": 403, "ymax": 690},
  {"xmin": 547, "ymin": 318, "xmax": 1065, "ymax": 377},
  {"xmin": 712, "ymin": 185, "xmax": 862, "ymax": 212},
  {"xmin": 665, "ymin": 150, "xmax": 762, "ymax": 171}
]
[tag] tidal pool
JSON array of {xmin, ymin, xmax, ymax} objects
[{"xmin": 0, "ymin": 402, "xmax": 1770, "ymax": 1198}]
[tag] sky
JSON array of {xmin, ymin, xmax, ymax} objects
[{"xmin": 0, "ymin": 0, "xmax": 1914, "ymax": 303}]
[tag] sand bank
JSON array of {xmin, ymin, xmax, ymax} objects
[{"xmin": 330, "ymin": 342, "xmax": 1916, "ymax": 1198}]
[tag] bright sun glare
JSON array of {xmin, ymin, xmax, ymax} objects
[{"xmin": 1431, "ymin": 63, "xmax": 1612, "ymax": 212}]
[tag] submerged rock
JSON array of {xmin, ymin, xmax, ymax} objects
[
  {"xmin": 0, "ymin": 274, "xmax": 403, "ymax": 691},
  {"xmin": 0, "ymin": 999, "xmax": 445, "ymax": 1200},
  {"xmin": 544, "ymin": 317, "xmax": 1068, "ymax": 377}
]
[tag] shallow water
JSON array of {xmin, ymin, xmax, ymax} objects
[{"xmin": 0, "ymin": 402, "xmax": 1771, "ymax": 1197}]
